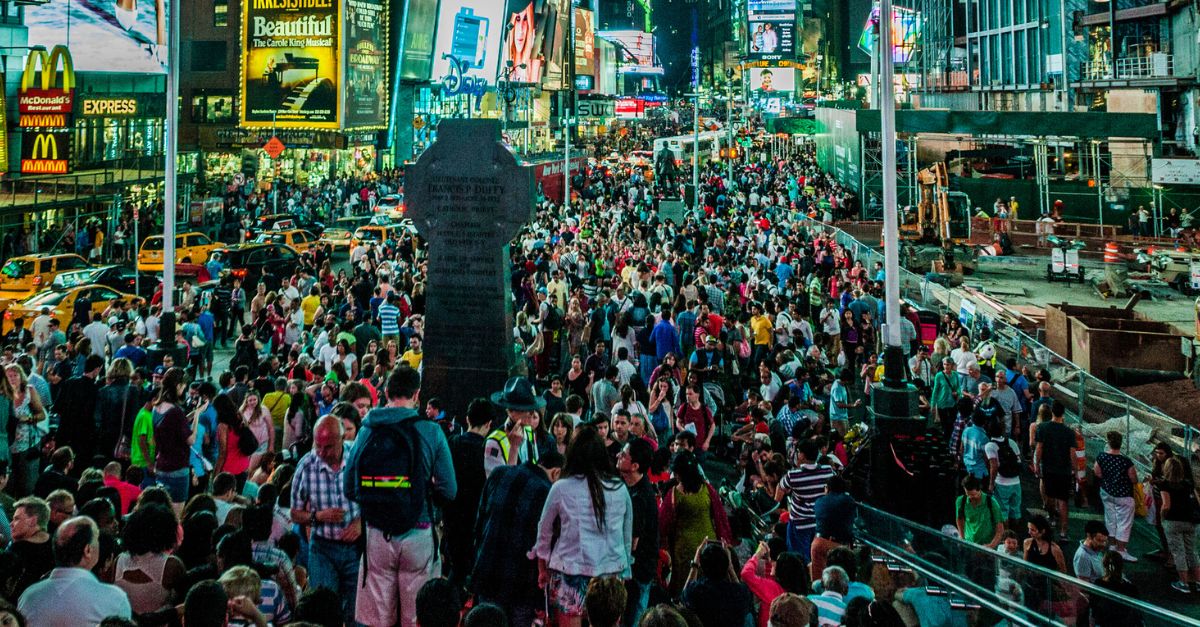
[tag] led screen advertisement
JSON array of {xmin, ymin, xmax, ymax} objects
[
  {"xmin": 598, "ymin": 30, "xmax": 661, "ymax": 75},
  {"xmin": 344, "ymin": 0, "xmax": 388, "ymax": 129},
  {"xmin": 432, "ymin": 0, "xmax": 506, "ymax": 88},
  {"xmin": 575, "ymin": 8, "xmax": 596, "ymax": 77},
  {"xmin": 26, "ymin": 0, "xmax": 168, "ymax": 73},
  {"xmin": 500, "ymin": 0, "xmax": 569, "ymax": 86},
  {"xmin": 747, "ymin": 19, "xmax": 796, "ymax": 61},
  {"xmin": 749, "ymin": 67, "xmax": 795, "ymax": 94},
  {"xmin": 857, "ymin": 3, "xmax": 921, "ymax": 64},
  {"xmin": 241, "ymin": 0, "xmax": 340, "ymax": 129}
]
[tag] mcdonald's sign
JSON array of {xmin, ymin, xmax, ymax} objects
[
  {"xmin": 20, "ymin": 131, "xmax": 70, "ymax": 175},
  {"xmin": 18, "ymin": 45, "xmax": 75, "ymax": 117}
]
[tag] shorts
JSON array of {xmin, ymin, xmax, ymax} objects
[
  {"xmin": 1042, "ymin": 473, "xmax": 1072, "ymax": 501},
  {"xmin": 549, "ymin": 571, "xmax": 594, "ymax": 617},
  {"xmin": 994, "ymin": 482, "xmax": 1022, "ymax": 520},
  {"xmin": 156, "ymin": 467, "xmax": 191, "ymax": 504}
]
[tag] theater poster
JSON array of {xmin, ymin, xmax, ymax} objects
[
  {"xmin": 344, "ymin": 0, "xmax": 388, "ymax": 129},
  {"xmin": 241, "ymin": 0, "xmax": 341, "ymax": 129}
]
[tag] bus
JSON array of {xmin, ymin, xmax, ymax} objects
[{"xmin": 652, "ymin": 132, "xmax": 725, "ymax": 167}]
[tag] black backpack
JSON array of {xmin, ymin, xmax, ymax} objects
[
  {"xmin": 543, "ymin": 304, "xmax": 565, "ymax": 331},
  {"xmin": 352, "ymin": 419, "xmax": 430, "ymax": 537},
  {"xmin": 996, "ymin": 438, "xmax": 1021, "ymax": 478}
]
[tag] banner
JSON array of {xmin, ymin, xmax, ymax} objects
[
  {"xmin": 574, "ymin": 8, "xmax": 595, "ymax": 76},
  {"xmin": 240, "ymin": 0, "xmax": 341, "ymax": 129},
  {"xmin": 398, "ymin": 0, "xmax": 438, "ymax": 81},
  {"xmin": 598, "ymin": 30, "xmax": 660, "ymax": 75},
  {"xmin": 539, "ymin": 0, "xmax": 570, "ymax": 90},
  {"xmin": 26, "ymin": 0, "xmax": 168, "ymax": 73},
  {"xmin": 501, "ymin": 0, "xmax": 568, "ymax": 85},
  {"xmin": 749, "ymin": 67, "xmax": 796, "ymax": 94},
  {"xmin": 21, "ymin": 130, "xmax": 71, "ymax": 175},
  {"xmin": 344, "ymin": 0, "xmax": 388, "ymax": 129}
]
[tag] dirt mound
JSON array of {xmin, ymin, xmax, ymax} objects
[{"xmin": 1120, "ymin": 379, "xmax": 1200, "ymax": 427}]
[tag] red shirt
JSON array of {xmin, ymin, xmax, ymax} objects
[{"xmin": 103, "ymin": 475, "xmax": 142, "ymax": 515}]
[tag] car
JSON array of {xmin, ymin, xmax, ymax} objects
[
  {"xmin": 375, "ymin": 194, "xmax": 405, "ymax": 220},
  {"xmin": 138, "ymin": 232, "xmax": 223, "ymax": 272},
  {"xmin": 333, "ymin": 216, "xmax": 371, "ymax": 230},
  {"xmin": 253, "ymin": 229, "xmax": 319, "ymax": 253},
  {"xmin": 2, "ymin": 284, "xmax": 141, "ymax": 335},
  {"xmin": 52, "ymin": 265, "xmax": 158, "ymax": 300},
  {"xmin": 206, "ymin": 243, "xmax": 300, "ymax": 292},
  {"xmin": 351, "ymin": 222, "xmax": 418, "ymax": 249},
  {"xmin": 0, "ymin": 253, "xmax": 90, "ymax": 301},
  {"xmin": 245, "ymin": 213, "xmax": 325, "ymax": 241},
  {"xmin": 318, "ymin": 227, "xmax": 354, "ymax": 250}
]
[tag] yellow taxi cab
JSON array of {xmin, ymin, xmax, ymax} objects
[
  {"xmin": 351, "ymin": 224, "xmax": 400, "ymax": 249},
  {"xmin": 138, "ymin": 232, "xmax": 223, "ymax": 271},
  {"xmin": 0, "ymin": 253, "xmax": 89, "ymax": 301},
  {"xmin": 318, "ymin": 227, "xmax": 353, "ymax": 250},
  {"xmin": 3, "ymin": 284, "xmax": 141, "ymax": 335},
  {"xmin": 253, "ymin": 229, "xmax": 318, "ymax": 253}
]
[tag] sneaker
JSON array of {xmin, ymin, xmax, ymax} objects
[
  {"xmin": 1119, "ymin": 551, "xmax": 1139, "ymax": 563},
  {"xmin": 1171, "ymin": 581, "xmax": 1192, "ymax": 593}
]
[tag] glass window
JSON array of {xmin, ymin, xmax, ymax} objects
[
  {"xmin": 58, "ymin": 256, "xmax": 85, "ymax": 270},
  {"xmin": 1, "ymin": 260, "xmax": 33, "ymax": 278},
  {"xmin": 193, "ymin": 234, "xmax": 212, "ymax": 246},
  {"xmin": 214, "ymin": 0, "xmax": 228, "ymax": 26},
  {"xmin": 142, "ymin": 237, "xmax": 164, "ymax": 251},
  {"xmin": 191, "ymin": 41, "xmax": 227, "ymax": 72}
]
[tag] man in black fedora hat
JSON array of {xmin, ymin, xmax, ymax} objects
[{"xmin": 484, "ymin": 376, "xmax": 546, "ymax": 478}]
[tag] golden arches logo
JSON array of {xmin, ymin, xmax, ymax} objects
[
  {"xmin": 29, "ymin": 133, "xmax": 58, "ymax": 161},
  {"xmin": 20, "ymin": 46, "xmax": 74, "ymax": 94}
]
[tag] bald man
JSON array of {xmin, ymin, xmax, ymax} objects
[
  {"xmin": 291, "ymin": 414, "xmax": 362, "ymax": 624},
  {"xmin": 18, "ymin": 516, "xmax": 132, "ymax": 625}
]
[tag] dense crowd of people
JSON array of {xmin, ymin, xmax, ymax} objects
[{"xmin": 0, "ymin": 123, "xmax": 1194, "ymax": 627}]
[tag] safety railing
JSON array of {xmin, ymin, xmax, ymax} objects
[
  {"xmin": 814, "ymin": 221, "xmax": 1197, "ymax": 476},
  {"xmin": 1081, "ymin": 54, "xmax": 1175, "ymax": 81},
  {"xmin": 857, "ymin": 503, "xmax": 1200, "ymax": 626}
]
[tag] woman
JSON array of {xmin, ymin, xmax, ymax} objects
[
  {"xmin": 565, "ymin": 355, "xmax": 590, "ymax": 402},
  {"xmin": 115, "ymin": 503, "xmax": 185, "ymax": 614},
  {"xmin": 611, "ymin": 384, "xmax": 647, "ymax": 422},
  {"xmin": 1159, "ymin": 455, "xmax": 1199, "ymax": 593},
  {"xmin": 611, "ymin": 313, "xmax": 636, "ymax": 367},
  {"xmin": 649, "ymin": 352, "xmax": 683, "ymax": 389},
  {"xmin": 4, "ymin": 363, "xmax": 46, "ymax": 496},
  {"xmin": 241, "ymin": 391, "xmax": 275, "ymax": 475},
  {"xmin": 282, "ymin": 380, "xmax": 312, "ymax": 451},
  {"xmin": 660, "ymin": 451, "xmax": 733, "ymax": 595},
  {"xmin": 152, "ymin": 368, "xmax": 197, "ymax": 510},
  {"xmin": 333, "ymin": 339, "xmax": 358, "ymax": 380},
  {"xmin": 839, "ymin": 309, "xmax": 860, "ymax": 370},
  {"xmin": 96, "ymin": 358, "xmax": 141, "ymax": 464},
  {"xmin": 740, "ymin": 540, "xmax": 809, "ymax": 627},
  {"xmin": 930, "ymin": 358, "xmax": 961, "ymax": 440},
  {"xmin": 533, "ymin": 425, "xmax": 631, "ymax": 627},
  {"xmin": 550, "ymin": 413, "xmax": 574, "ymax": 456},
  {"xmin": 930, "ymin": 336, "xmax": 952, "ymax": 367},
  {"xmin": 1093, "ymin": 430, "xmax": 1137, "ymax": 560},
  {"xmin": 647, "ymin": 376, "xmax": 675, "ymax": 447},
  {"xmin": 214, "ymin": 393, "xmax": 251, "ymax": 492},
  {"xmin": 1023, "ymin": 515, "xmax": 1074, "ymax": 622},
  {"xmin": 505, "ymin": 2, "xmax": 543, "ymax": 83},
  {"xmin": 1092, "ymin": 552, "xmax": 1142, "ymax": 626},
  {"xmin": 232, "ymin": 324, "xmax": 259, "ymax": 374}
]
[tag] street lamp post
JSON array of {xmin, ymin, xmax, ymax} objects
[
  {"xmin": 159, "ymin": 0, "xmax": 180, "ymax": 351},
  {"xmin": 563, "ymin": 3, "xmax": 576, "ymax": 208},
  {"xmin": 725, "ymin": 69, "xmax": 734, "ymax": 182}
]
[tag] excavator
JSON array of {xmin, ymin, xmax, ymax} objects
[{"xmin": 901, "ymin": 161, "xmax": 977, "ymax": 282}]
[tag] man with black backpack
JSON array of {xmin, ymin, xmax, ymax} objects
[
  {"xmin": 344, "ymin": 366, "xmax": 456, "ymax": 627},
  {"xmin": 986, "ymin": 418, "xmax": 1024, "ymax": 532}
]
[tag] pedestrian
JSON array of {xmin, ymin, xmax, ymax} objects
[
  {"xmin": 1158, "ymin": 455, "xmax": 1199, "ymax": 593},
  {"xmin": 1034, "ymin": 401, "xmax": 1076, "ymax": 538},
  {"xmin": 1093, "ymin": 431, "xmax": 1138, "ymax": 562}
]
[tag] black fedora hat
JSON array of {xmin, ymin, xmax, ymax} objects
[{"xmin": 490, "ymin": 377, "xmax": 546, "ymax": 412}]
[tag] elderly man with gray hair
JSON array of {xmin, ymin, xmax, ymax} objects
[
  {"xmin": 17, "ymin": 516, "xmax": 132, "ymax": 625},
  {"xmin": 807, "ymin": 566, "xmax": 849, "ymax": 626}
]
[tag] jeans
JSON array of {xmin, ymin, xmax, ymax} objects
[
  {"xmin": 156, "ymin": 467, "xmax": 190, "ymax": 505},
  {"xmin": 309, "ymin": 536, "xmax": 361, "ymax": 624},
  {"xmin": 623, "ymin": 579, "xmax": 651, "ymax": 626},
  {"xmin": 786, "ymin": 521, "xmax": 816, "ymax": 564}
]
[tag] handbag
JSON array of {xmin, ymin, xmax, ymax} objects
[{"xmin": 1133, "ymin": 482, "xmax": 1149, "ymax": 518}]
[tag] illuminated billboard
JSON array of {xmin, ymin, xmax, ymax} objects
[
  {"xmin": 240, "ymin": 0, "xmax": 341, "ymax": 129},
  {"xmin": 344, "ymin": 0, "xmax": 388, "ymax": 129},
  {"xmin": 857, "ymin": 3, "xmax": 921, "ymax": 64},
  {"xmin": 26, "ymin": 0, "xmax": 169, "ymax": 73},
  {"xmin": 432, "ymin": 0, "xmax": 506, "ymax": 87},
  {"xmin": 746, "ymin": 0, "xmax": 795, "ymax": 61},
  {"xmin": 498, "ymin": 0, "xmax": 570, "ymax": 86},
  {"xmin": 539, "ymin": 0, "xmax": 571, "ymax": 90},
  {"xmin": 598, "ymin": 30, "xmax": 661, "ymax": 75},
  {"xmin": 749, "ymin": 67, "xmax": 795, "ymax": 94},
  {"xmin": 575, "ymin": 8, "xmax": 596, "ymax": 76}
]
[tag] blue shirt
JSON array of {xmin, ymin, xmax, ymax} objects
[
  {"xmin": 197, "ymin": 311, "xmax": 215, "ymax": 342},
  {"xmin": 114, "ymin": 345, "xmax": 147, "ymax": 367},
  {"xmin": 961, "ymin": 425, "xmax": 990, "ymax": 478},
  {"xmin": 775, "ymin": 262, "xmax": 793, "ymax": 289},
  {"xmin": 651, "ymin": 319, "xmax": 680, "ymax": 361},
  {"xmin": 829, "ymin": 381, "xmax": 849, "ymax": 422},
  {"xmin": 378, "ymin": 303, "xmax": 400, "ymax": 335},
  {"xmin": 808, "ymin": 590, "xmax": 847, "ymax": 626},
  {"xmin": 902, "ymin": 587, "xmax": 967, "ymax": 627}
]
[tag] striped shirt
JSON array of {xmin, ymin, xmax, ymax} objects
[
  {"xmin": 807, "ymin": 591, "xmax": 847, "ymax": 626},
  {"xmin": 779, "ymin": 463, "xmax": 836, "ymax": 529},
  {"xmin": 378, "ymin": 302, "xmax": 401, "ymax": 336},
  {"xmin": 291, "ymin": 444, "xmax": 361, "ymax": 540}
]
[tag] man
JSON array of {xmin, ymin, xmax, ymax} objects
[
  {"xmin": 1035, "ymin": 401, "xmax": 1077, "ymax": 538},
  {"xmin": 353, "ymin": 315, "xmax": 382, "ymax": 360},
  {"xmin": 444, "ymin": 399, "xmax": 493, "ymax": 587},
  {"xmin": 344, "ymin": 366, "xmax": 456, "ymax": 627},
  {"xmin": 991, "ymin": 371, "xmax": 1022, "ymax": 438},
  {"xmin": 960, "ymin": 385, "xmax": 997, "ymax": 480},
  {"xmin": 54, "ymin": 355, "xmax": 104, "ymax": 471},
  {"xmin": 32, "ymin": 447, "xmax": 75, "ymax": 498},
  {"xmin": 956, "ymin": 475, "xmax": 1004, "ymax": 548},
  {"xmin": 4, "ymin": 497, "xmax": 55, "ymax": 599},
  {"xmin": 985, "ymin": 419, "xmax": 1023, "ymax": 532},
  {"xmin": 81, "ymin": 313, "xmax": 109, "ymax": 357},
  {"xmin": 3, "ymin": 318, "xmax": 32, "ymax": 348},
  {"xmin": 688, "ymin": 336, "xmax": 724, "ymax": 384},
  {"xmin": 618, "ymin": 438, "xmax": 659, "ymax": 624},
  {"xmin": 45, "ymin": 490, "xmax": 75, "ymax": 534},
  {"xmin": 18, "ymin": 516, "xmax": 132, "ymax": 624},
  {"xmin": 591, "ymin": 366, "xmax": 621, "ymax": 416},
  {"xmin": 807, "ymin": 566, "xmax": 849, "ymax": 627},
  {"xmin": 378, "ymin": 293, "xmax": 401, "ymax": 346},
  {"xmin": 114, "ymin": 333, "xmax": 147, "ymax": 368},
  {"xmin": 775, "ymin": 439, "xmax": 836, "ymax": 562},
  {"xmin": 102, "ymin": 462, "xmax": 141, "ymax": 515},
  {"xmin": 471, "ymin": 449, "xmax": 564, "ymax": 627},
  {"xmin": 400, "ymin": 334, "xmax": 424, "ymax": 370},
  {"xmin": 811, "ymin": 476, "xmax": 856, "ymax": 583},
  {"xmin": 682, "ymin": 544, "xmax": 754, "ymax": 627},
  {"xmin": 484, "ymin": 377, "xmax": 544, "ymax": 477},
  {"xmin": 749, "ymin": 302, "xmax": 773, "ymax": 368},
  {"xmin": 1073, "ymin": 520, "xmax": 1110, "ymax": 583}
]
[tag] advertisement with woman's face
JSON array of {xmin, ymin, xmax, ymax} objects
[{"xmin": 504, "ymin": 0, "xmax": 544, "ymax": 83}]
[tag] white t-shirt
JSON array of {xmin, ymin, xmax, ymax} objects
[
  {"xmin": 984, "ymin": 438, "xmax": 1022, "ymax": 486},
  {"xmin": 951, "ymin": 348, "xmax": 977, "ymax": 375}
]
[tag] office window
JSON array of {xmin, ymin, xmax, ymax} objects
[
  {"xmin": 215, "ymin": 0, "xmax": 228, "ymax": 26},
  {"xmin": 191, "ymin": 41, "xmax": 227, "ymax": 72},
  {"xmin": 191, "ymin": 92, "xmax": 234, "ymax": 123}
]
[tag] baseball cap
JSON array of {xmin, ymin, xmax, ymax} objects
[{"xmin": 153, "ymin": 365, "xmax": 167, "ymax": 376}]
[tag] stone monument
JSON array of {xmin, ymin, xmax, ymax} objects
[{"xmin": 404, "ymin": 119, "xmax": 534, "ymax": 419}]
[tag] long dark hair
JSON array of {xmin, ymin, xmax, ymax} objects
[
  {"xmin": 155, "ymin": 367, "xmax": 186, "ymax": 405},
  {"xmin": 563, "ymin": 425, "xmax": 620, "ymax": 531},
  {"xmin": 672, "ymin": 450, "xmax": 704, "ymax": 493},
  {"xmin": 213, "ymin": 393, "xmax": 240, "ymax": 428}
]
